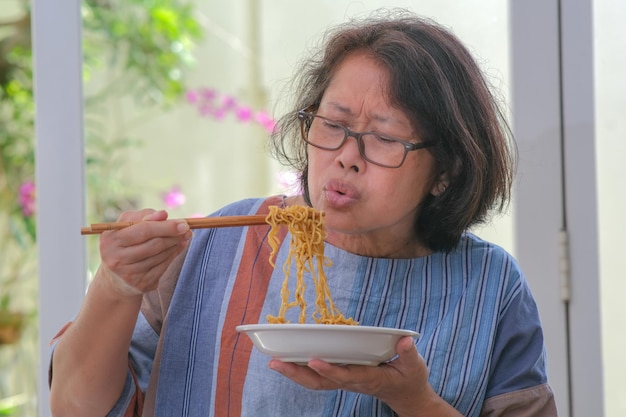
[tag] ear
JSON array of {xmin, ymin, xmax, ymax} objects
[{"xmin": 430, "ymin": 172, "xmax": 449, "ymax": 197}]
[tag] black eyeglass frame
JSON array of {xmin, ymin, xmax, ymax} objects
[{"xmin": 297, "ymin": 109, "xmax": 436, "ymax": 168}]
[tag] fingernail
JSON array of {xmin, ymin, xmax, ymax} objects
[
  {"xmin": 177, "ymin": 222, "xmax": 190, "ymax": 233},
  {"xmin": 268, "ymin": 360, "xmax": 281, "ymax": 372}
]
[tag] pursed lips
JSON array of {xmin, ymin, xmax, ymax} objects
[{"xmin": 323, "ymin": 179, "xmax": 360, "ymax": 208}]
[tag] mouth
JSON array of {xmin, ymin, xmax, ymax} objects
[{"xmin": 323, "ymin": 179, "xmax": 359, "ymax": 207}]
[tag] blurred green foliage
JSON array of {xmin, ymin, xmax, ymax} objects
[{"xmin": 0, "ymin": 0, "xmax": 203, "ymax": 308}]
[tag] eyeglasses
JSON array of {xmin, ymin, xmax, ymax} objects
[{"xmin": 297, "ymin": 110, "xmax": 435, "ymax": 168}]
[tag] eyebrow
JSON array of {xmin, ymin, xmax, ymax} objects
[
  {"xmin": 323, "ymin": 102, "xmax": 419, "ymax": 140},
  {"xmin": 323, "ymin": 101, "xmax": 394, "ymax": 124},
  {"xmin": 323, "ymin": 102, "xmax": 351, "ymax": 116}
]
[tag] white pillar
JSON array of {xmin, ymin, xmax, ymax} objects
[
  {"xmin": 559, "ymin": 0, "xmax": 602, "ymax": 414},
  {"xmin": 510, "ymin": 0, "xmax": 602, "ymax": 415},
  {"xmin": 31, "ymin": 1, "xmax": 86, "ymax": 416},
  {"xmin": 510, "ymin": 2, "xmax": 570, "ymax": 412}
]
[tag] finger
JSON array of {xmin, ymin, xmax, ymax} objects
[
  {"xmin": 383, "ymin": 336, "xmax": 429, "ymax": 394},
  {"xmin": 380, "ymin": 336, "xmax": 421, "ymax": 378},
  {"xmin": 391, "ymin": 336, "xmax": 423, "ymax": 372},
  {"xmin": 269, "ymin": 360, "xmax": 338, "ymax": 390},
  {"xmin": 100, "ymin": 218, "xmax": 190, "ymax": 250},
  {"xmin": 101, "ymin": 237, "xmax": 190, "ymax": 295},
  {"xmin": 109, "ymin": 238, "xmax": 181, "ymax": 273},
  {"xmin": 103, "ymin": 232, "xmax": 190, "ymax": 276},
  {"xmin": 108, "ymin": 209, "xmax": 182, "ymax": 242},
  {"xmin": 100, "ymin": 226, "xmax": 188, "ymax": 261},
  {"xmin": 99, "ymin": 221, "xmax": 191, "ymax": 285},
  {"xmin": 396, "ymin": 336, "xmax": 418, "ymax": 361},
  {"xmin": 306, "ymin": 359, "xmax": 386, "ymax": 395},
  {"xmin": 117, "ymin": 208, "xmax": 164, "ymax": 222},
  {"xmin": 141, "ymin": 209, "xmax": 169, "ymax": 221}
]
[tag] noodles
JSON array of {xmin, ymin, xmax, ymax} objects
[{"xmin": 265, "ymin": 205, "xmax": 358, "ymax": 326}]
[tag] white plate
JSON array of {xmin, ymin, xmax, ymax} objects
[{"xmin": 236, "ymin": 323, "xmax": 419, "ymax": 366}]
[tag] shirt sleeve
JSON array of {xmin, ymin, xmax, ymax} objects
[
  {"xmin": 127, "ymin": 312, "xmax": 159, "ymax": 394},
  {"xmin": 48, "ymin": 318, "xmax": 151, "ymax": 417},
  {"xmin": 104, "ymin": 368, "xmax": 142, "ymax": 417},
  {"xmin": 481, "ymin": 384, "xmax": 557, "ymax": 417},
  {"xmin": 481, "ymin": 278, "xmax": 558, "ymax": 416}
]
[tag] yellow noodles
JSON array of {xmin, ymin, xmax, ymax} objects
[{"xmin": 265, "ymin": 205, "xmax": 357, "ymax": 325}]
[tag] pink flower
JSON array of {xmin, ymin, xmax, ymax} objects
[
  {"xmin": 201, "ymin": 88, "xmax": 217, "ymax": 101},
  {"xmin": 186, "ymin": 87, "xmax": 276, "ymax": 132},
  {"xmin": 212, "ymin": 108, "xmax": 227, "ymax": 120},
  {"xmin": 255, "ymin": 110, "xmax": 272, "ymax": 124},
  {"xmin": 185, "ymin": 89, "xmax": 200, "ymax": 104},
  {"xmin": 162, "ymin": 186, "xmax": 186, "ymax": 209},
  {"xmin": 235, "ymin": 106, "xmax": 253, "ymax": 122},
  {"xmin": 199, "ymin": 102, "xmax": 215, "ymax": 117},
  {"xmin": 220, "ymin": 95, "xmax": 237, "ymax": 110},
  {"xmin": 261, "ymin": 119, "xmax": 276, "ymax": 133},
  {"xmin": 256, "ymin": 111, "xmax": 276, "ymax": 133},
  {"xmin": 276, "ymin": 171, "xmax": 301, "ymax": 196},
  {"xmin": 18, "ymin": 181, "xmax": 36, "ymax": 217}
]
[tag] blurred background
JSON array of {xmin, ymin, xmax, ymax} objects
[{"xmin": 0, "ymin": 0, "xmax": 623, "ymax": 416}]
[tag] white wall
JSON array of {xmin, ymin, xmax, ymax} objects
[{"xmin": 594, "ymin": 1, "xmax": 626, "ymax": 415}]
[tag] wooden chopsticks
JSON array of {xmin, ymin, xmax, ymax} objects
[{"xmin": 81, "ymin": 215, "xmax": 269, "ymax": 235}]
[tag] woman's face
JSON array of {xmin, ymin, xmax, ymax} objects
[{"xmin": 306, "ymin": 52, "xmax": 440, "ymax": 258}]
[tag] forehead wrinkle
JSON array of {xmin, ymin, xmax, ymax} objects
[
  {"xmin": 321, "ymin": 101, "xmax": 416, "ymax": 139},
  {"xmin": 323, "ymin": 101, "xmax": 352, "ymax": 116},
  {"xmin": 323, "ymin": 100, "xmax": 398, "ymax": 125}
]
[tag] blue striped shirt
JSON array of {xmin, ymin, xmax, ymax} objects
[{"xmin": 114, "ymin": 196, "xmax": 549, "ymax": 417}]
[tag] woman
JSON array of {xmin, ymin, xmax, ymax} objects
[{"xmin": 49, "ymin": 10, "xmax": 557, "ymax": 417}]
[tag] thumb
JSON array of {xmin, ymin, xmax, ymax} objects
[
  {"xmin": 392, "ymin": 336, "xmax": 426, "ymax": 373},
  {"xmin": 391, "ymin": 336, "xmax": 431, "ymax": 391},
  {"xmin": 396, "ymin": 336, "xmax": 417, "ymax": 356}
]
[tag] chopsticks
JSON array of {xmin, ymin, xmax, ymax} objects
[{"xmin": 81, "ymin": 215, "xmax": 269, "ymax": 235}]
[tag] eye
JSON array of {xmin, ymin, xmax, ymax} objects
[
  {"xmin": 321, "ymin": 118, "xmax": 344, "ymax": 130},
  {"xmin": 373, "ymin": 134, "xmax": 398, "ymax": 145}
]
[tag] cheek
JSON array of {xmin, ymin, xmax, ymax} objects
[
  {"xmin": 307, "ymin": 149, "xmax": 333, "ymax": 178},
  {"xmin": 381, "ymin": 177, "xmax": 422, "ymax": 206},
  {"xmin": 382, "ymin": 169, "xmax": 436, "ymax": 206},
  {"xmin": 305, "ymin": 153, "xmax": 327, "ymax": 197}
]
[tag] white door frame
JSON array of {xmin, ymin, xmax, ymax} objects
[
  {"xmin": 31, "ymin": 1, "xmax": 86, "ymax": 416},
  {"xmin": 510, "ymin": 0, "xmax": 602, "ymax": 415}
]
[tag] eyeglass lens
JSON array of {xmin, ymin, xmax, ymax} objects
[{"xmin": 303, "ymin": 114, "xmax": 408, "ymax": 167}]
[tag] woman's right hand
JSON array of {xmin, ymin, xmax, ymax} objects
[
  {"xmin": 49, "ymin": 208, "xmax": 192, "ymax": 417},
  {"xmin": 97, "ymin": 208, "xmax": 193, "ymax": 298}
]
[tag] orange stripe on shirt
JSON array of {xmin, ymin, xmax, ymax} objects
[{"xmin": 214, "ymin": 196, "xmax": 287, "ymax": 417}]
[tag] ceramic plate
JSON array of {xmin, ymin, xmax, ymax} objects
[{"xmin": 236, "ymin": 323, "xmax": 419, "ymax": 366}]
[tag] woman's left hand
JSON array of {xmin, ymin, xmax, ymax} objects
[{"xmin": 268, "ymin": 336, "xmax": 461, "ymax": 417}]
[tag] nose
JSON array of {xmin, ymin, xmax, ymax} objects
[{"xmin": 335, "ymin": 134, "xmax": 364, "ymax": 172}]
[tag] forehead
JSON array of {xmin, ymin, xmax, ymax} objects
[
  {"xmin": 320, "ymin": 52, "xmax": 413, "ymax": 132},
  {"xmin": 323, "ymin": 52, "xmax": 390, "ymax": 103}
]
